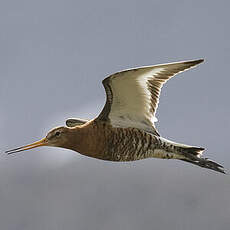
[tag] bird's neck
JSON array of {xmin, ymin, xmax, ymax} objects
[{"xmin": 64, "ymin": 121, "xmax": 107, "ymax": 159}]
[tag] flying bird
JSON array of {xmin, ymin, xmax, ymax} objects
[{"xmin": 6, "ymin": 59, "xmax": 226, "ymax": 174}]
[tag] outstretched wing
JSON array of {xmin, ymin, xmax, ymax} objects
[{"xmin": 96, "ymin": 59, "xmax": 204, "ymax": 136}]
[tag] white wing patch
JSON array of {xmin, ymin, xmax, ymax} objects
[
  {"xmin": 136, "ymin": 68, "xmax": 165, "ymax": 122},
  {"xmin": 109, "ymin": 67, "xmax": 164, "ymax": 131}
]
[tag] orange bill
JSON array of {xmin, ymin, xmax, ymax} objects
[{"xmin": 6, "ymin": 138, "xmax": 47, "ymax": 155}]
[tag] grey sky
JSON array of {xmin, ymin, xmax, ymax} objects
[{"xmin": 1, "ymin": 0, "xmax": 230, "ymax": 230}]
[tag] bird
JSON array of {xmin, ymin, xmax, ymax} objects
[{"xmin": 6, "ymin": 59, "xmax": 226, "ymax": 174}]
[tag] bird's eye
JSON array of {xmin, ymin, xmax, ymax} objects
[{"xmin": 55, "ymin": 131, "xmax": 61, "ymax": 137}]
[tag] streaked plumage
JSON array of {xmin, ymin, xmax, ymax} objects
[{"xmin": 6, "ymin": 59, "xmax": 226, "ymax": 174}]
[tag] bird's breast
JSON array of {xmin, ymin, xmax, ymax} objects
[{"xmin": 76, "ymin": 121, "xmax": 161, "ymax": 161}]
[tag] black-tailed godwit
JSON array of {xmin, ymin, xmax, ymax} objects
[{"xmin": 6, "ymin": 59, "xmax": 226, "ymax": 174}]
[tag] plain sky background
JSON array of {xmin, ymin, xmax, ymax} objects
[{"xmin": 1, "ymin": 0, "xmax": 230, "ymax": 230}]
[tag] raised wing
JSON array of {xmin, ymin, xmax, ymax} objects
[
  {"xmin": 66, "ymin": 118, "xmax": 88, "ymax": 127},
  {"xmin": 97, "ymin": 59, "xmax": 204, "ymax": 135}
]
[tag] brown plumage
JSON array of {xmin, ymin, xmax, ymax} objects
[{"xmin": 6, "ymin": 59, "xmax": 226, "ymax": 174}]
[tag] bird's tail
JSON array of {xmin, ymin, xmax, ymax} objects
[{"xmin": 178, "ymin": 146, "xmax": 226, "ymax": 174}]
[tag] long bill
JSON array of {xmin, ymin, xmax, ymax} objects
[{"xmin": 5, "ymin": 138, "xmax": 47, "ymax": 155}]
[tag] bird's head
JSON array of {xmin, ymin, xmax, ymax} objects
[{"xmin": 6, "ymin": 126, "xmax": 71, "ymax": 155}]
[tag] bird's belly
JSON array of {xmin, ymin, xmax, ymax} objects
[
  {"xmin": 107, "ymin": 149, "xmax": 183, "ymax": 162},
  {"xmin": 101, "ymin": 129, "xmax": 157, "ymax": 161},
  {"xmin": 101, "ymin": 129, "xmax": 185, "ymax": 162},
  {"xmin": 82, "ymin": 124, "xmax": 183, "ymax": 162}
]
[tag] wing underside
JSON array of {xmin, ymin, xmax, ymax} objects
[{"xmin": 97, "ymin": 59, "xmax": 204, "ymax": 135}]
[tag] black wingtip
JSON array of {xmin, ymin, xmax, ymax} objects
[
  {"xmin": 195, "ymin": 59, "xmax": 204, "ymax": 64},
  {"xmin": 186, "ymin": 59, "xmax": 204, "ymax": 66}
]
